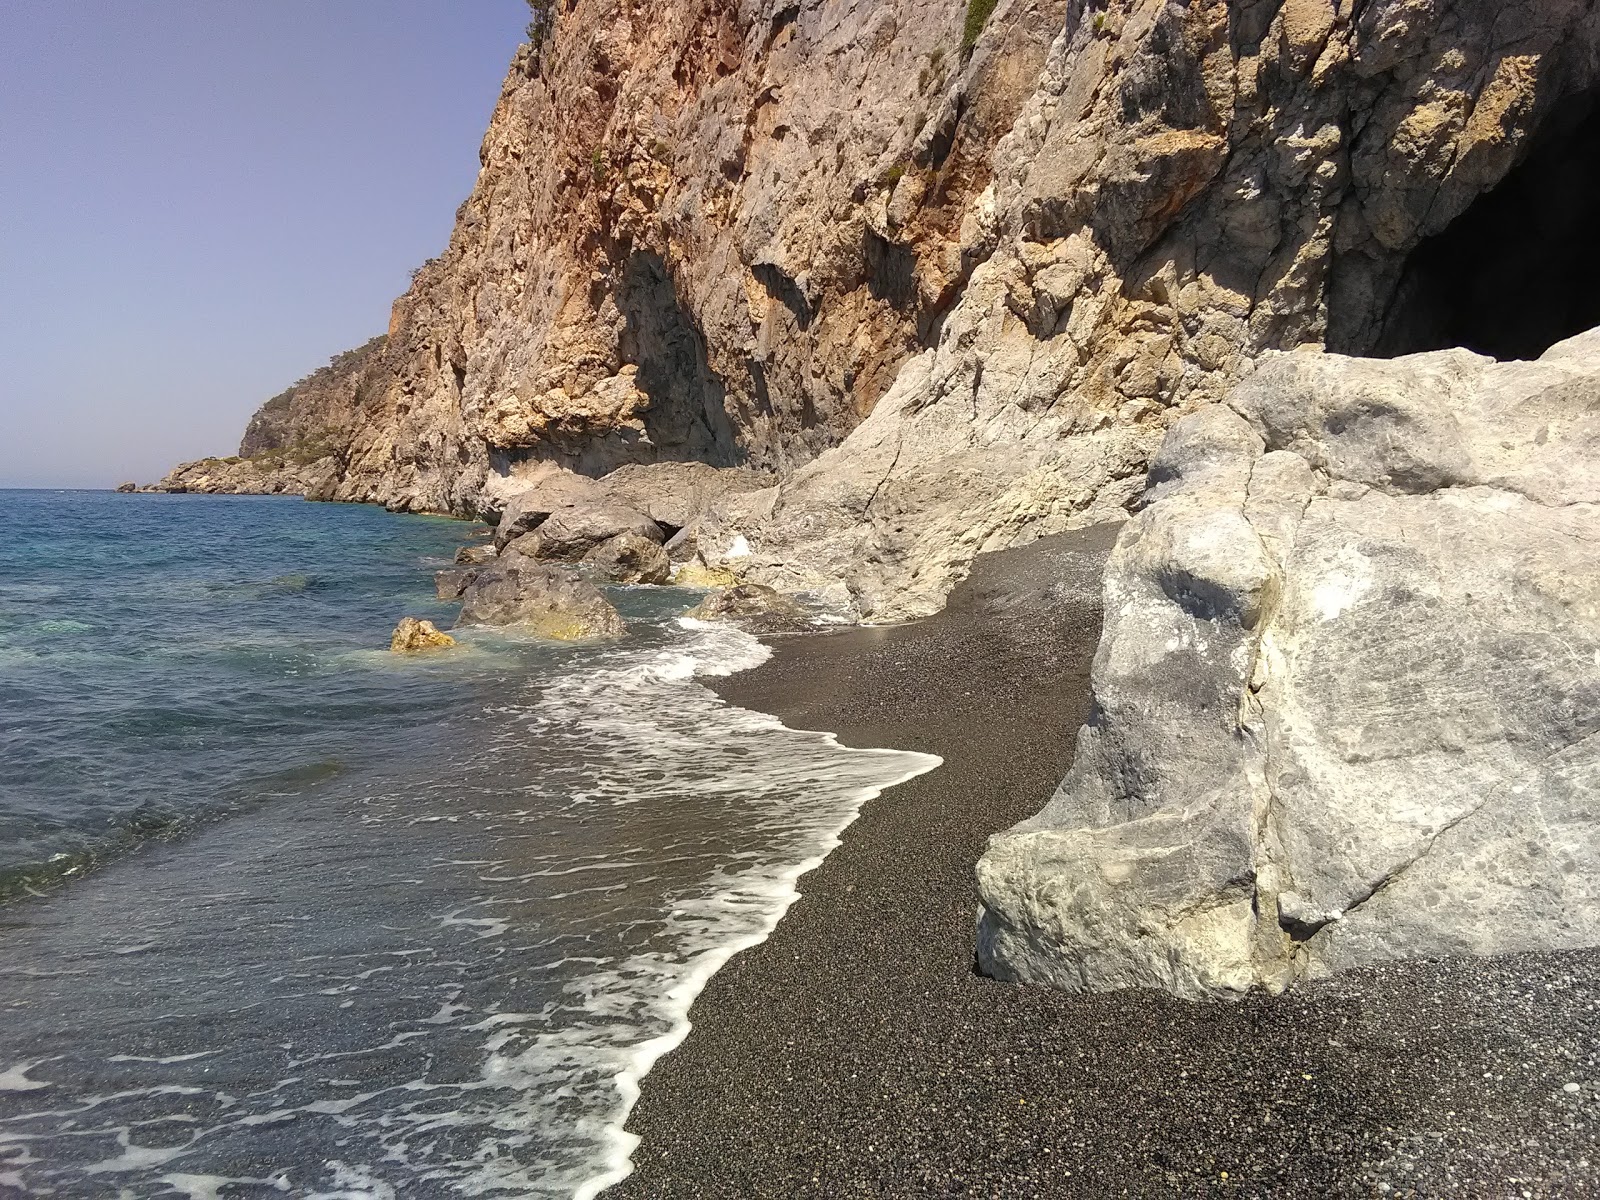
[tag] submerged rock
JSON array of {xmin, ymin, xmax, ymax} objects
[
  {"xmin": 976, "ymin": 331, "xmax": 1600, "ymax": 1001},
  {"xmin": 582, "ymin": 533, "xmax": 671, "ymax": 585},
  {"xmin": 390, "ymin": 617, "xmax": 456, "ymax": 653},
  {"xmin": 457, "ymin": 559, "xmax": 625, "ymax": 640},
  {"xmin": 671, "ymin": 561, "xmax": 739, "ymax": 589}
]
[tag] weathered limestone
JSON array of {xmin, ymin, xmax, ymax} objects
[
  {"xmin": 491, "ymin": 466, "xmax": 608, "ymax": 547},
  {"xmin": 156, "ymin": 1, "xmax": 1600, "ymax": 622},
  {"xmin": 684, "ymin": 583, "xmax": 807, "ymax": 632},
  {"xmin": 976, "ymin": 330, "xmax": 1600, "ymax": 1000},
  {"xmin": 593, "ymin": 462, "xmax": 771, "ymax": 532},
  {"xmin": 583, "ymin": 533, "xmax": 672, "ymax": 585},
  {"xmin": 707, "ymin": 0, "xmax": 1600, "ymax": 618},
  {"xmin": 149, "ymin": 454, "xmax": 340, "ymax": 497},
  {"xmin": 525, "ymin": 503, "xmax": 664, "ymax": 561},
  {"xmin": 389, "ymin": 617, "xmax": 456, "ymax": 652},
  {"xmin": 457, "ymin": 559, "xmax": 626, "ymax": 640}
]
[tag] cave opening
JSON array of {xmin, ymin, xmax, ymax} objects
[{"xmin": 1375, "ymin": 89, "xmax": 1600, "ymax": 361}]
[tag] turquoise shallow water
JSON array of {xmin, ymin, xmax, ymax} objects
[
  {"xmin": 0, "ymin": 489, "xmax": 476, "ymax": 891},
  {"xmin": 0, "ymin": 490, "xmax": 937, "ymax": 1197}
]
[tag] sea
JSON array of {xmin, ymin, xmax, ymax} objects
[{"xmin": 0, "ymin": 489, "xmax": 937, "ymax": 1198}]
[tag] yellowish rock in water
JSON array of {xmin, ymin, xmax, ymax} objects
[
  {"xmin": 672, "ymin": 561, "xmax": 739, "ymax": 589},
  {"xmin": 390, "ymin": 617, "xmax": 456, "ymax": 652}
]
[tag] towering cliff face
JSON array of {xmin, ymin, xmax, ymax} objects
[
  {"xmin": 322, "ymin": 0, "xmax": 1072, "ymax": 517},
  {"xmin": 712, "ymin": 0, "xmax": 1600, "ymax": 616},
  {"xmin": 195, "ymin": 0, "xmax": 1600, "ymax": 614}
]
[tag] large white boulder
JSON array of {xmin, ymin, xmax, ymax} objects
[{"xmin": 976, "ymin": 331, "xmax": 1600, "ymax": 1000}]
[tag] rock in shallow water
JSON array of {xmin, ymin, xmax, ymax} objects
[
  {"xmin": 457, "ymin": 559, "xmax": 625, "ymax": 640},
  {"xmin": 977, "ymin": 330, "xmax": 1600, "ymax": 1000},
  {"xmin": 684, "ymin": 583, "xmax": 806, "ymax": 632},
  {"xmin": 390, "ymin": 617, "xmax": 456, "ymax": 652},
  {"xmin": 582, "ymin": 532, "xmax": 671, "ymax": 585}
]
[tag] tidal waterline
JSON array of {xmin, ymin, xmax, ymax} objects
[{"xmin": 0, "ymin": 491, "xmax": 937, "ymax": 1196}]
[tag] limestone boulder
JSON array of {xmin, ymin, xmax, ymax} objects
[
  {"xmin": 390, "ymin": 617, "xmax": 456, "ymax": 652},
  {"xmin": 684, "ymin": 583, "xmax": 807, "ymax": 632},
  {"xmin": 595, "ymin": 462, "xmax": 770, "ymax": 532},
  {"xmin": 582, "ymin": 533, "xmax": 671, "ymax": 585},
  {"xmin": 976, "ymin": 332, "xmax": 1600, "ymax": 1001},
  {"xmin": 492, "ymin": 468, "xmax": 607, "ymax": 548},
  {"xmin": 516, "ymin": 503, "xmax": 664, "ymax": 562},
  {"xmin": 457, "ymin": 559, "xmax": 626, "ymax": 640}
]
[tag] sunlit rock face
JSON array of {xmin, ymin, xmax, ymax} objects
[
  {"xmin": 977, "ymin": 329, "xmax": 1600, "ymax": 999},
  {"xmin": 199, "ymin": 0, "xmax": 1600, "ymax": 618}
]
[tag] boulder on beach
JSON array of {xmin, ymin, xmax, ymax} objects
[
  {"xmin": 684, "ymin": 583, "xmax": 805, "ymax": 631},
  {"xmin": 390, "ymin": 617, "xmax": 456, "ymax": 653},
  {"xmin": 583, "ymin": 532, "xmax": 671, "ymax": 585},
  {"xmin": 595, "ymin": 462, "xmax": 771, "ymax": 532},
  {"xmin": 976, "ymin": 331, "xmax": 1600, "ymax": 1001},
  {"xmin": 457, "ymin": 558, "xmax": 625, "ymax": 640},
  {"xmin": 530, "ymin": 503, "xmax": 663, "ymax": 560},
  {"xmin": 454, "ymin": 543, "xmax": 498, "ymax": 565},
  {"xmin": 490, "ymin": 469, "xmax": 606, "ymax": 548}
]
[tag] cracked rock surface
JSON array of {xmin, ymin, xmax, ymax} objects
[{"xmin": 976, "ymin": 328, "xmax": 1600, "ymax": 999}]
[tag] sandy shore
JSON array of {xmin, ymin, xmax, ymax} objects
[{"xmin": 616, "ymin": 525, "xmax": 1600, "ymax": 1198}]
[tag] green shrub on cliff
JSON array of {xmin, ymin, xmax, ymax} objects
[
  {"xmin": 962, "ymin": 0, "xmax": 997, "ymax": 51},
  {"xmin": 525, "ymin": 0, "xmax": 554, "ymax": 51}
]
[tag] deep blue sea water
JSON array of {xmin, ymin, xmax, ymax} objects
[{"xmin": 0, "ymin": 491, "xmax": 936, "ymax": 1198}]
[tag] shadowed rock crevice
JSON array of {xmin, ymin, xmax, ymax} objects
[
  {"xmin": 616, "ymin": 251, "xmax": 745, "ymax": 466},
  {"xmin": 1373, "ymin": 89, "xmax": 1600, "ymax": 361}
]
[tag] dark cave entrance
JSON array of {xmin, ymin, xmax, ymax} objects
[{"xmin": 1375, "ymin": 90, "xmax": 1600, "ymax": 361}]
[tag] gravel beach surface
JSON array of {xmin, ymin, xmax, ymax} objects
[{"xmin": 617, "ymin": 525, "xmax": 1600, "ymax": 1198}]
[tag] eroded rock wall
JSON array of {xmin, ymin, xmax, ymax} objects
[
  {"xmin": 710, "ymin": 0, "xmax": 1600, "ymax": 617},
  {"xmin": 320, "ymin": 0, "xmax": 1071, "ymax": 515}
]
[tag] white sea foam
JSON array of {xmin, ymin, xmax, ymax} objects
[
  {"xmin": 462, "ymin": 620, "xmax": 940, "ymax": 1198},
  {"xmin": 0, "ymin": 617, "xmax": 937, "ymax": 1199}
]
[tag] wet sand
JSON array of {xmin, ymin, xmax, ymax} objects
[{"xmin": 617, "ymin": 525, "xmax": 1600, "ymax": 1198}]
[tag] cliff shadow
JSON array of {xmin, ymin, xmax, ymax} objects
[{"xmin": 617, "ymin": 252, "xmax": 746, "ymax": 466}]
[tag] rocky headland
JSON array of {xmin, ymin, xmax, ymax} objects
[{"xmin": 145, "ymin": 0, "xmax": 1600, "ymax": 1171}]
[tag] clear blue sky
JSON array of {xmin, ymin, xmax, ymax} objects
[{"xmin": 0, "ymin": 1, "xmax": 528, "ymax": 488}]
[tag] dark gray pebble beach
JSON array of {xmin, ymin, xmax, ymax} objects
[{"xmin": 617, "ymin": 526, "xmax": 1600, "ymax": 1198}]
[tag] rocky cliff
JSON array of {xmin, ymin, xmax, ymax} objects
[
  {"xmin": 165, "ymin": 0, "xmax": 1600, "ymax": 617},
  {"xmin": 151, "ymin": 337, "xmax": 384, "ymax": 496}
]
